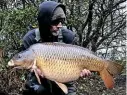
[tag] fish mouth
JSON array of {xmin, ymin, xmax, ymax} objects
[{"xmin": 8, "ymin": 60, "xmax": 15, "ymax": 66}]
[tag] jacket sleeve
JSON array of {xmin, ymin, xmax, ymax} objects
[
  {"xmin": 65, "ymin": 81, "xmax": 77, "ymax": 95},
  {"xmin": 22, "ymin": 29, "xmax": 37, "ymax": 50},
  {"xmin": 61, "ymin": 28, "xmax": 79, "ymax": 45}
]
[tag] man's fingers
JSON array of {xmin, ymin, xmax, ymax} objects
[
  {"xmin": 80, "ymin": 69, "xmax": 91, "ymax": 77},
  {"xmin": 31, "ymin": 68, "xmax": 44, "ymax": 78},
  {"xmin": 84, "ymin": 69, "xmax": 91, "ymax": 76},
  {"xmin": 36, "ymin": 68, "xmax": 44, "ymax": 78},
  {"xmin": 80, "ymin": 73, "xmax": 83, "ymax": 77},
  {"xmin": 30, "ymin": 68, "xmax": 34, "ymax": 72}
]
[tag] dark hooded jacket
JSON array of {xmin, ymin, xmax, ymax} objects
[{"xmin": 22, "ymin": 1, "xmax": 75, "ymax": 50}]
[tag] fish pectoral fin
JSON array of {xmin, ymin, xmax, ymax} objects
[
  {"xmin": 33, "ymin": 68, "xmax": 41, "ymax": 84},
  {"xmin": 32, "ymin": 59, "xmax": 41, "ymax": 84},
  {"xmin": 55, "ymin": 81, "xmax": 68, "ymax": 94},
  {"xmin": 100, "ymin": 69, "xmax": 114, "ymax": 89}
]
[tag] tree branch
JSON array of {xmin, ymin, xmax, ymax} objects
[
  {"xmin": 96, "ymin": 21, "xmax": 126, "ymax": 47},
  {"xmin": 81, "ymin": 0, "xmax": 96, "ymax": 32}
]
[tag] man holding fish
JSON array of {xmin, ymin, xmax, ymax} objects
[
  {"xmin": 20, "ymin": 1, "xmax": 91, "ymax": 95},
  {"xmin": 8, "ymin": 1, "xmax": 123, "ymax": 95}
]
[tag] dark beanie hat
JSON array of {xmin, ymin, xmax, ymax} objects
[{"xmin": 52, "ymin": 7, "xmax": 66, "ymax": 21}]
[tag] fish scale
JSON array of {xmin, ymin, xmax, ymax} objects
[
  {"xmin": 36, "ymin": 58, "xmax": 81, "ymax": 82},
  {"xmin": 8, "ymin": 42, "xmax": 123, "ymax": 90},
  {"xmin": 35, "ymin": 44, "xmax": 102, "ymax": 73},
  {"xmin": 34, "ymin": 46, "xmax": 103, "ymax": 82},
  {"xmin": 33, "ymin": 43, "xmax": 94, "ymax": 59}
]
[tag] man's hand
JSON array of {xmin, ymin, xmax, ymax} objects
[
  {"xmin": 36, "ymin": 68, "xmax": 44, "ymax": 78},
  {"xmin": 80, "ymin": 69, "xmax": 91, "ymax": 77},
  {"xmin": 33, "ymin": 68, "xmax": 91, "ymax": 78},
  {"xmin": 31, "ymin": 68, "xmax": 44, "ymax": 78}
]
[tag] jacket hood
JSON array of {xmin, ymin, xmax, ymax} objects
[
  {"xmin": 37, "ymin": 1, "xmax": 66, "ymax": 42},
  {"xmin": 37, "ymin": 1, "xmax": 66, "ymax": 25}
]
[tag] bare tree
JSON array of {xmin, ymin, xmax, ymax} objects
[{"xmin": 65, "ymin": 0, "xmax": 126, "ymax": 53}]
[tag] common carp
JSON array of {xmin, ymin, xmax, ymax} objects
[{"xmin": 8, "ymin": 42, "xmax": 123, "ymax": 94}]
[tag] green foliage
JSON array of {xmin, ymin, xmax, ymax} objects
[{"xmin": 0, "ymin": 5, "xmax": 38, "ymax": 57}]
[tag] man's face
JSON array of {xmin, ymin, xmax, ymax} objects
[{"xmin": 50, "ymin": 18, "xmax": 64, "ymax": 36}]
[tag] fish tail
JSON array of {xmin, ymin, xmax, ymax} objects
[
  {"xmin": 100, "ymin": 69, "xmax": 114, "ymax": 89},
  {"xmin": 106, "ymin": 60, "xmax": 123, "ymax": 76}
]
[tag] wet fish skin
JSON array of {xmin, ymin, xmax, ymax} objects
[{"xmin": 8, "ymin": 42, "xmax": 123, "ymax": 89}]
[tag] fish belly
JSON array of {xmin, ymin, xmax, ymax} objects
[{"xmin": 38, "ymin": 59, "xmax": 82, "ymax": 83}]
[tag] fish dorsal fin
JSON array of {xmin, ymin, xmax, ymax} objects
[
  {"xmin": 32, "ymin": 59, "xmax": 41, "ymax": 84},
  {"xmin": 55, "ymin": 81, "xmax": 68, "ymax": 94}
]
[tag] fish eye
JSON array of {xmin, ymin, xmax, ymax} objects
[{"xmin": 18, "ymin": 54, "xmax": 22, "ymax": 58}]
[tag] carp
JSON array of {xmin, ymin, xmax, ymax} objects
[{"xmin": 8, "ymin": 42, "xmax": 123, "ymax": 94}]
